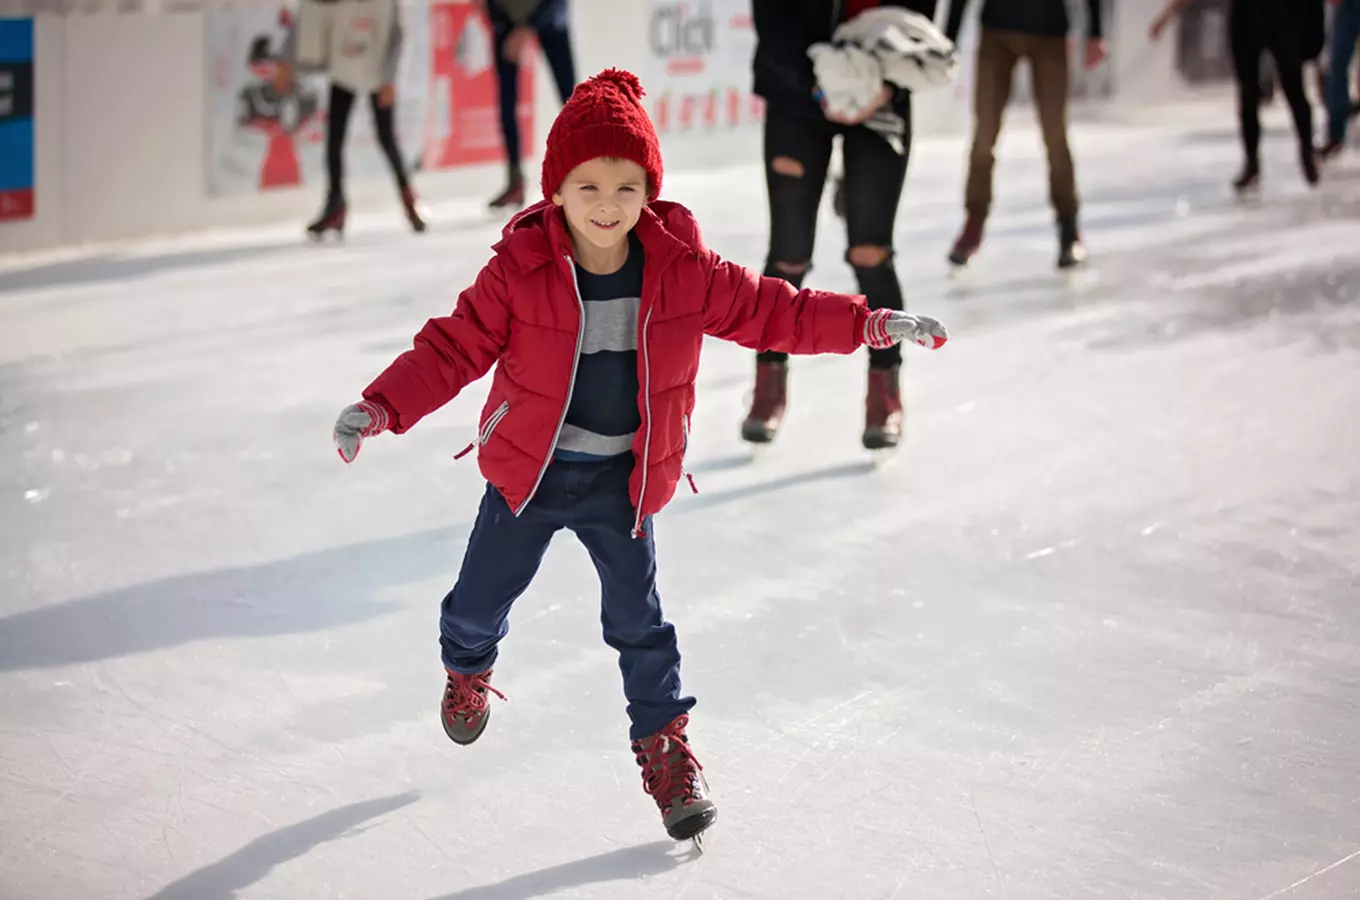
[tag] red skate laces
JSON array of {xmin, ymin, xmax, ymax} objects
[
  {"xmin": 443, "ymin": 670, "xmax": 506, "ymax": 722},
  {"xmin": 632, "ymin": 715, "xmax": 703, "ymax": 812}
]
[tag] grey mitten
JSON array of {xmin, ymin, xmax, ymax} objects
[
  {"xmin": 864, "ymin": 309, "xmax": 949, "ymax": 350},
  {"xmin": 333, "ymin": 400, "xmax": 391, "ymax": 463}
]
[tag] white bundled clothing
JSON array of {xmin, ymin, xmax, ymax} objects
[{"xmin": 808, "ymin": 8, "xmax": 957, "ymax": 153}]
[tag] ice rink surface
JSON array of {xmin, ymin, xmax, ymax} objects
[{"xmin": 3, "ymin": 98, "xmax": 1360, "ymax": 899}]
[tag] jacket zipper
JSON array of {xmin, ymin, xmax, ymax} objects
[
  {"xmin": 454, "ymin": 400, "xmax": 510, "ymax": 460},
  {"xmin": 514, "ymin": 256, "xmax": 586, "ymax": 516},
  {"xmin": 631, "ymin": 305, "xmax": 656, "ymax": 538}
]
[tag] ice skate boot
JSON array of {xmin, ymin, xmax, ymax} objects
[
  {"xmin": 862, "ymin": 364, "xmax": 903, "ymax": 451},
  {"xmin": 402, "ymin": 186, "xmax": 430, "ymax": 232},
  {"xmin": 440, "ymin": 668, "xmax": 505, "ymax": 746},
  {"xmin": 1300, "ymin": 144, "xmax": 1320, "ymax": 187},
  {"xmin": 488, "ymin": 169, "xmax": 526, "ymax": 211},
  {"xmin": 1233, "ymin": 161, "xmax": 1261, "ymax": 196},
  {"xmin": 306, "ymin": 196, "xmax": 346, "ymax": 240},
  {"xmin": 1056, "ymin": 215, "xmax": 1087, "ymax": 270},
  {"xmin": 632, "ymin": 714, "xmax": 717, "ymax": 846},
  {"xmin": 947, "ymin": 214, "xmax": 984, "ymax": 271},
  {"xmin": 740, "ymin": 360, "xmax": 788, "ymax": 444}
]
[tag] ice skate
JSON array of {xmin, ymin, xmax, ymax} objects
[
  {"xmin": 440, "ymin": 668, "xmax": 505, "ymax": 746},
  {"xmin": 401, "ymin": 186, "xmax": 430, "ymax": 233},
  {"xmin": 632, "ymin": 714, "xmax": 717, "ymax": 847},
  {"xmin": 306, "ymin": 196, "xmax": 346, "ymax": 241},
  {"xmin": 1233, "ymin": 162, "xmax": 1261, "ymax": 198},
  {"xmin": 488, "ymin": 169, "xmax": 526, "ymax": 211},
  {"xmin": 862, "ymin": 364, "xmax": 903, "ymax": 453},
  {"xmin": 1300, "ymin": 145, "xmax": 1320, "ymax": 187},
  {"xmin": 1056, "ymin": 215, "xmax": 1087, "ymax": 271},
  {"xmin": 947, "ymin": 214, "xmax": 984, "ymax": 276},
  {"xmin": 741, "ymin": 360, "xmax": 788, "ymax": 446}
]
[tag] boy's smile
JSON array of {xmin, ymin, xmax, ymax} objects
[{"xmin": 553, "ymin": 157, "xmax": 649, "ymax": 274}]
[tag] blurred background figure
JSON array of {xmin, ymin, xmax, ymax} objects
[
  {"xmin": 1151, "ymin": 0, "xmax": 1324, "ymax": 194},
  {"xmin": 1321, "ymin": 0, "xmax": 1360, "ymax": 159},
  {"xmin": 741, "ymin": 1, "xmax": 952, "ymax": 452},
  {"xmin": 484, "ymin": 0, "xmax": 578, "ymax": 210},
  {"xmin": 278, "ymin": 0, "xmax": 427, "ymax": 239},
  {"xmin": 943, "ymin": 0, "xmax": 1108, "ymax": 273}
]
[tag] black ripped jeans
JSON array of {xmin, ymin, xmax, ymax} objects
[
  {"xmin": 325, "ymin": 81, "xmax": 411, "ymax": 204},
  {"xmin": 759, "ymin": 103, "xmax": 911, "ymax": 370},
  {"xmin": 1230, "ymin": 0, "xmax": 1314, "ymax": 167}
]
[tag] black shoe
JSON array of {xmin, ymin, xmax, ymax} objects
[
  {"xmin": 1056, "ymin": 216, "xmax": 1087, "ymax": 270},
  {"xmin": 1300, "ymin": 145, "xmax": 1320, "ymax": 186},
  {"xmin": 1233, "ymin": 163, "xmax": 1261, "ymax": 195}
]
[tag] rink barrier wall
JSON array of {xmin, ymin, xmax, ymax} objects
[{"xmin": 0, "ymin": 0, "xmax": 1235, "ymax": 258}]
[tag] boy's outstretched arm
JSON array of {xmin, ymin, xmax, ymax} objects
[
  {"xmin": 699, "ymin": 252, "xmax": 946, "ymax": 354},
  {"xmin": 334, "ymin": 257, "xmax": 512, "ymax": 463}
]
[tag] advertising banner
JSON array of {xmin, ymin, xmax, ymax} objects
[
  {"xmin": 424, "ymin": 0, "xmax": 533, "ymax": 169},
  {"xmin": 0, "ymin": 17, "xmax": 35, "ymax": 222},
  {"xmin": 646, "ymin": 0, "xmax": 763, "ymax": 135}
]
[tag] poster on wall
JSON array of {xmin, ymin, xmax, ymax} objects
[
  {"xmin": 423, "ymin": 0, "xmax": 533, "ymax": 169},
  {"xmin": 646, "ymin": 0, "xmax": 763, "ymax": 134},
  {"xmin": 0, "ymin": 17, "xmax": 35, "ymax": 222},
  {"xmin": 204, "ymin": 2, "xmax": 429, "ymax": 196}
]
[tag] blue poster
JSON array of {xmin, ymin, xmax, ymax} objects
[{"xmin": 0, "ymin": 18, "xmax": 35, "ymax": 222}]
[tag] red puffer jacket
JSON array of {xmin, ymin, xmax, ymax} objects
[{"xmin": 363, "ymin": 198, "xmax": 872, "ymax": 535}]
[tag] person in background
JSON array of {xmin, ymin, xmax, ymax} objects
[
  {"xmin": 1151, "ymin": 0, "xmax": 1322, "ymax": 192},
  {"xmin": 943, "ymin": 0, "xmax": 1108, "ymax": 272},
  {"xmin": 485, "ymin": 0, "xmax": 578, "ymax": 210},
  {"xmin": 1321, "ymin": 0, "xmax": 1360, "ymax": 159},
  {"xmin": 277, "ymin": 0, "xmax": 427, "ymax": 238},
  {"xmin": 742, "ymin": 0, "xmax": 948, "ymax": 452}
]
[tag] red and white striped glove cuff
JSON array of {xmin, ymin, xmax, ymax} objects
[
  {"xmin": 356, "ymin": 399, "xmax": 391, "ymax": 436},
  {"xmin": 864, "ymin": 309, "xmax": 895, "ymax": 349}
]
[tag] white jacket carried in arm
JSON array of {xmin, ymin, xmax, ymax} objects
[{"xmin": 284, "ymin": 0, "xmax": 404, "ymax": 94}]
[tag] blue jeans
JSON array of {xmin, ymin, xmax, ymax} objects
[
  {"xmin": 488, "ymin": 0, "xmax": 577, "ymax": 167},
  {"xmin": 1327, "ymin": 0, "xmax": 1360, "ymax": 144},
  {"xmin": 440, "ymin": 455, "xmax": 693, "ymax": 740}
]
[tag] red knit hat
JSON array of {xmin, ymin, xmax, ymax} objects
[{"xmin": 541, "ymin": 69, "xmax": 663, "ymax": 202}]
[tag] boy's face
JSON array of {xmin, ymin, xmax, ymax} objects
[{"xmin": 552, "ymin": 157, "xmax": 649, "ymax": 253}]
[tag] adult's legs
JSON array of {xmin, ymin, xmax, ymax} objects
[
  {"xmin": 950, "ymin": 27, "xmax": 1020, "ymax": 265},
  {"xmin": 1261, "ymin": 1, "xmax": 1317, "ymax": 181},
  {"xmin": 489, "ymin": 1, "xmax": 526, "ymax": 207},
  {"xmin": 1027, "ymin": 33, "xmax": 1087, "ymax": 266},
  {"xmin": 740, "ymin": 107, "xmax": 835, "ymax": 444},
  {"xmin": 964, "ymin": 28, "xmax": 1021, "ymax": 221},
  {"xmin": 1229, "ymin": 0, "xmax": 1265, "ymax": 181},
  {"xmin": 368, "ymin": 91, "xmax": 411, "ymax": 194},
  {"xmin": 532, "ymin": 0, "xmax": 577, "ymax": 104},
  {"xmin": 324, "ymin": 81, "xmax": 358, "ymax": 205},
  {"xmin": 842, "ymin": 113, "xmax": 911, "ymax": 449},
  {"xmin": 1324, "ymin": 0, "xmax": 1360, "ymax": 150},
  {"xmin": 841, "ymin": 117, "xmax": 910, "ymax": 371}
]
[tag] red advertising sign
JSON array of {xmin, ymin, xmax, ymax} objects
[{"xmin": 424, "ymin": 0, "xmax": 533, "ymax": 169}]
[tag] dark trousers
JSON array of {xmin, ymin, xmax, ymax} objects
[
  {"xmin": 325, "ymin": 81, "xmax": 410, "ymax": 204},
  {"xmin": 966, "ymin": 28, "xmax": 1077, "ymax": 221},
  {"xmin": 1325, "ymin": 0, "xmax": 1359, "ymax": 144},
  {"xmin": 489, "ymin": 0, "xmax": 577, "ymax": 168},
  {"xmin": 440, "ymin": 455, "xmax": 692, "ymax": 741},
  {"xmin": 1230, "ymin": 0, "xmax": 1314, "ymax": 164},
  {"xmin": 759, "ymin": 105, "xmax": 910, "ymax": 370}
]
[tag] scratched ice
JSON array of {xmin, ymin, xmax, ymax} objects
[{"xmin": 3, "ymin": 99, "xmax": 1360, "ymax": 899}]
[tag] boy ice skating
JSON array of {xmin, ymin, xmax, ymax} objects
[{"xmin": 330, "ymin": 69, "xmax": 948, "ymax": 843}]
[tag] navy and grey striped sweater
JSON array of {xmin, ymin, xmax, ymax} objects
[{"xmin": 553, "ymin": 233, "xmax": 645, "ymax": 462}]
